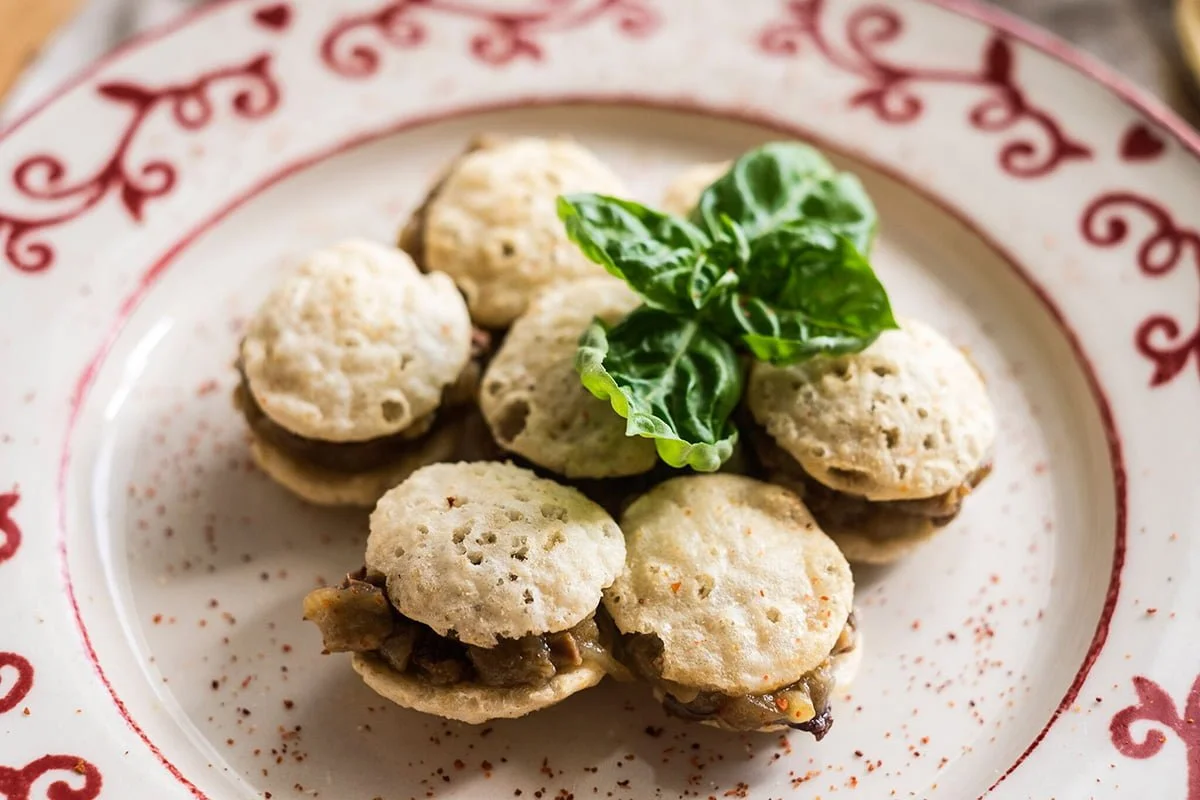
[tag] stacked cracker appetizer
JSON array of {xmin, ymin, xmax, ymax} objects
[{"xmin": 236, "ymin": 136, "xmax": 995, "ymax": 737}]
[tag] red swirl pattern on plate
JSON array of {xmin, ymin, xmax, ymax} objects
[
  {"xmin": 0, "ymin": 491, "xmax": 20, "ymax": 564},
  {"xmin": 0, "ymin": 654, "xmax": 103, "ymax": 799},
  {"xmin": 0, "ymin": 756, "xmax": 103, "ymax": 800},
  {"xmin": 0, "ymin": 53, "xmax": 280, "ymax": 274},
  {"xmin": 0, "ymin": 653, "xmax": 34, "ymax": 714},
  {"xmin": 1081, "ymin": 192, "xmax": 1200, "ymax": 386},
  {"xmin": 320, "ymin": 0, "xmax": 658, "ymax": 76},
  {"xmin": 1111, "ymin": 675, "xmax": 1200, "ymax": 800},
  {"xmin": 758, "ymin": 0, "xmax": 1092, "ymax": 178}
]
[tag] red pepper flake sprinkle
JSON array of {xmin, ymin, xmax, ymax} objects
[
  {"xmin": 670, "ymin": 582, "xmax": 682, "ymax": 594},
  {"xmin": 774, "ymin": 697, "xmax": 789, "ymax": 712}
]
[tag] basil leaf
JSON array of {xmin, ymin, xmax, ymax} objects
[
  {"xmin": 691, "ymin": 142, "xmax": 877, "ymax": 251},
  {"xmin": 576, "ymin": 306, "xmax": 742, "ymax": 471},
  {"xmin": 709, "ymin": 223, "xmax": 897, "ymax": 364},
  {"xmin": 557, "ymin": 194, "xmax": 713, "ymax": 313}
]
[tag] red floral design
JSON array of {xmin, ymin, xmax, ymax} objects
[
  {"xmin": 0, "ymin": 756, "xmax": 103, "ymax": 800},
  {"xmin": 0, "ymin": 655, "xmax": 102, "ymax": 799},
  {"xmin": 1081, "ymin": 192, "xmax": 1200, "ymax": 386},
  {"xmin": 0, "ymin": 491, "xmax": 19, "ymax": 564},
  {"xmin": 1111, "ymin": 675, "xmax": 1200, "ymax": 800},
  {"xmin": 0, "ymin": 653, "xmax": 33, "ymax": 714},
  {"xmin": 320, "ymin": 0, "xmax": 658, "ymax": 77},
  {"xmin": 758, "ymin": 0, "xmax": 1091, "ymax": 178},
  {"xmin": 0, "ymin": 53, "xmax": 280, "ymax": 274}
]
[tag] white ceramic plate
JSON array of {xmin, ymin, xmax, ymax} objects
[{"xmin": 2, "ymin": 1, "xmax": 1198, "ymax": 798}]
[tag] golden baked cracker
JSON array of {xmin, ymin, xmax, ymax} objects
[
  {"xmin": 748, "ymin": 318, "xmax": 996, "ymax": 502},
  {"xmin": 241, "ymin": 239, "xmax": 471, "ymax": 442},
  {"xmin": 422, "ymin": 137, "xmax": 626, "ymax": 328},
  {"xmin": 352, "ymin": 652, "xmax": 606, "ymax": 725},
  {"xmin": 367, "ymin": 462, "xmax": 625, "ymax": 647},
  {"xmin": 605, "ymin": 474, "xmax": 853, "ymax": 696},
  {"xmin": 480, "ymin": 278, "xmax": 657, "ymax": 479}
]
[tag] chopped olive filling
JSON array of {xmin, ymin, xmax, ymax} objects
[
  {"xmin": 234, "ymin": 329, "xmax": 491, "ymax": 474},
  {"xmin": 752, "ymin": 428, "xmax": 992, "ymax": 538},
  {"xmin": 618, "ymin": 614, "xmax": 858, "ymax": 738},
  {"xmin": 302, "ymin": 571, "xmax": 623, "ymax": 689}
]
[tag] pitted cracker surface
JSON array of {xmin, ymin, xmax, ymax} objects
[
  {"xmin": 604, "ymin": 474, "xmax": 853, "ymax": 695},
  {"xmin": 366, "ymin": 462, "xmax": 625, "ymax": 647},
  {"xmin": 748, "ymin": 318, "xmax": 996, "ymax": 501},
  {"xmin": 659, "ymin": 161, "xmax": 730, "ymax": 217},
  {"xmin": 241, "ymin": 239, "xmax": 471, "ymax": 442},
  {"xmin": 480, "ymin": 278, "xmax": 656, "ymax": 478},
  {"xmin": 422, "ymin": 137, "xmax": 626, "ymax": 328}
]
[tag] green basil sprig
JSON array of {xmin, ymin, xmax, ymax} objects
[{"xmin": 558, "ymin": 142, "xmax": 898, "ymax": 471}]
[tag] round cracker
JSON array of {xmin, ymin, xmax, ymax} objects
[
  {"xmin": 825, "ymin": 520, "xmax": 937, "ymax": 565},
  {"xmin": 367, "ymin": 462, "xmax": 625, "ymax": 647},
  {"xmin": 248, "ymin": 420, "xmax": 460, "ymax": 508},
  {"xmin": 659, "ymin": 161, "xmax": 731, "ymax": 217},
  {"xmin": 763, "ymin": 467, "xmax": 938, "ymax": 565},
  {"xmin": 241, "ymin": 239, "xmax": 471, "ymax": 442},
  {"xmin": 748, "ymin": 318, "xmax": 996, "ymax": 502},
  {"xmin": 480, "ymin": 278, "xmax": 657, "ymax": 478},
  {"xmin": 605, "ymin": 474, "xmax": 853, "ymax": 696},
  {"xmin": 352, "ymin": 652, "xmax": 605, "ymax": 725},
  {"xmin": 422, "ymin": 137, "xmax": 626, "ymax": 328}
]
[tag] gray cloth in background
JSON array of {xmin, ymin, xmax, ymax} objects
[{"xmin": 1, "ymin": 0, "xmax": 1196, "ymax": 124}]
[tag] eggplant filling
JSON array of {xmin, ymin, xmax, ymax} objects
[
  {"xmin": 752, "ymin": 428, "xmax": 992, "ymax": 537},
  {"xmin": 303, "ymin": 571, "xmax": 623, "ymax": 689},
  {"xmin": 234, "ymin": 329, "xmax": 491, "ymax": 474},
  {"xmin": 618, "ymin": 615, "xmax": 858, "ymax": 738}
]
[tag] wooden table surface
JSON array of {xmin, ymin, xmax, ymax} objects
[{"xmin": 0, "ymin": 0, "xmax": 1198, "ymax": 125}]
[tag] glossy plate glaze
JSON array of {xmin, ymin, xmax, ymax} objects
[{"xmin": 0, "ymin": 2, "xmax": 1197, "ymax": 798}]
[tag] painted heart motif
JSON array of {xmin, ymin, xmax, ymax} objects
[
  {"xmin": 253, "ymin": 3, "xmax": 291, "ymax": 31},
  {"xmin": 1120, "ymin": 123, "xmax": 1166, "ymax": 161}
]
